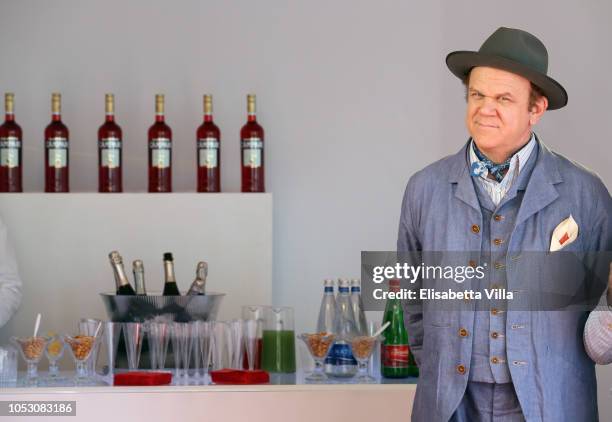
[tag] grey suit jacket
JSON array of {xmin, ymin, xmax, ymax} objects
[{"xmin": 398, "ymin": 139, "xmax": 612, "ymax": 422}]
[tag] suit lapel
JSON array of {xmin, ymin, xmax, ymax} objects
[
  {"xmin": 514, "ymin": 140, "xmax": 562, "ymax": 227},
  {"xmin": 448, "ymin": 141, "xmax": 481, "ymax": 213}
]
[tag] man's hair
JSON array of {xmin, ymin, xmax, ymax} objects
[{"xmin": 462, "ymin": 69, "xmax": 546, "ymax": 111}]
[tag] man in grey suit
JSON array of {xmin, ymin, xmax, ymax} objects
[{"xmin": 398, "ymin": 27, "xmax": 612, "ymax": 421}]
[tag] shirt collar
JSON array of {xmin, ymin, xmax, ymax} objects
[{"xmin": 469, "ymin": 132, "xmax": 537, "ymax": 183}]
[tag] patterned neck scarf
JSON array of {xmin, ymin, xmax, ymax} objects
[{"xmin": 470, "ymin": 143, "xmax": 511, "ymax": 182}]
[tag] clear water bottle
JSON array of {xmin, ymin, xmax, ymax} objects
[
  {"xmin": 330, "ymin": 278, "xmax": 358, "ymax": 377},
  {"xmin": 350, "ymin": 278, "xmax": 368, "ymax": 336},
  {"xmin": 316, "ymin": 279, "xmax": 337, "ymax": 374}
]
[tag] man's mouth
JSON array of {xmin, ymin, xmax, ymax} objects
[{"xmin": 475, "ymin": 121, "xmax": 499, "ymax": 129}]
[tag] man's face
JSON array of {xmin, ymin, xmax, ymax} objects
[{"xmin": 465, "ymin": 66, "xmax": 540, "ymax": 161}]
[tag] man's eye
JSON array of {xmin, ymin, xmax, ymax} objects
[
  {"xmin": 499, "ymin": 96, "xmax": 510, "ymax": 102},
  {"xmin": 470, "ymin": 92, "xmax": 482, "ymax": 98}
]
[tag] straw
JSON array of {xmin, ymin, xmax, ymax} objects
[
  {"xmin": 371, "ymin": 321, "xmax": 390, "ymax": 338},
  {"xmin": 33, "ymin": 313, "xmax": 41, "ymax": 338}
]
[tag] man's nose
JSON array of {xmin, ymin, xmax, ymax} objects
[{"xmin": 478, "ymin": 97, "xmax": 498, "ymax": 115}]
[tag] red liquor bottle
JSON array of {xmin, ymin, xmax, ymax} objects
[
  {"xmin": 45, "ymin": 93, "xmax": 69, "ymax": 193},
  {"xmin": 148, "ymin": 94, "xmax": 172, "ymax": 192},
  {"xmin": 197, "ymin": 94, "xmax": 221, "ymax": 192},
  {"xmin": 240, "ymin": 94, "xmax": 264, "ymax": 192},
  {"xmin": 0, "ymin": 93, "xmax": 23, "ymax": 192},
  {"xmin": 98, "ymin": 94, "xmax": 122, "ymax": 193}
]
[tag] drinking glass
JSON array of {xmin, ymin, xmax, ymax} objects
[
  {"xmin": 122, "ymin": 323, "xmax": 144, "ymax": 370},
  {"xmin": 199, "ymin": 321, "xmax": 213, "ymax": 383},
  {"xmin": 0, "ymin": 345, "xmax": 18, "ymax": 386},
  {"xmin": 45, "ymin": 334, "xmax": 66, "ymax": 381},
  {"xmin": 101, "ymin": 322, "xmax": 122, "ymax": 378},
  {"xmin": 262, "ymin": 307, "xmax": 295, "ymax": 373},
  {"xmin": 244, "ymin": 319, "xmax": 262, "ymax": 371},
  {"xmin": 298, "ymin": 333, "xmax": 335, "ymax": 383},
  {"xmin": 229, "ymin": 319, "xmax": 244, "ymax": 369},
  {"xmin": 64, "ymin": 334, "xmax": 97, "ymax": 383},
  {"xmin": 170, "ymin": 322, "xmax": 191, "ymax": 379},
  {"xmin": 11, "ymin": 336, "xmax": 50, "ymax": 384},
  {"xmin": 78, "ymin": 318, "xmax": 103, "ymax": 376},
  {"xmin": 350, "ymin": 334, "xmax": 379, "ymax": 383},
  {"xmin": 211, "ymin": 321, "xmax": 231, "ymax": 371},
  {"xmin": 147, "ymin": 321, "xmax": 170, "ymax": 370},
  {"xmin": 241, "ymin": 306, "xmax": 265, "ymax": 369}
]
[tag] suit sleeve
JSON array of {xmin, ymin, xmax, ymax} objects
[
  {"xmin": 397, "ymin": 177, "xmax": 424, "ymax": 365},
  {"xmin": 0, "ymin": 219, "xmax": 22, "ymax": 328}
]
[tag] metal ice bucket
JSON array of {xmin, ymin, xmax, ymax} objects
[{"xmin": 100, "ymin": 292, "xmax": 225, "ymax": 322}]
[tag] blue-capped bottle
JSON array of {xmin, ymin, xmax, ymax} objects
[
  {"xmin": 350, "ymin": 278, "xmax": 368, "ymax": 336},
  {"xmin": 316, "ymin": 279, "xmax": 337, "ymax": 374},
  {"xmin": 330, "ymin": 278, "xmax": 358, "ymax": 377}
]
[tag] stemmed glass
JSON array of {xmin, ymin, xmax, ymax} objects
[
  {"xmin": 350, "ymin": 335, "xmax": 379, "ymax": 383},
  {"xmin": 64, "ymin": 334, "xmax": 97, "ymax": 384},
  {"xmin": 123, "ymin": 323, "xmax": 145, "ymax": 371},
  {"xmin": 298, "ymin": 333, "xmax": 335, "ymax": 383},
  {"xmin": 78, "ymin": 318, "xmax": 103, "ymax": 376},
  {"xmin": 147, "ymin": 321, "xmax": 170, "ymax": 371},
  {"xmin": 45, "ymin": 334, "xmax": 66, "ymax": 382},
  {"xmin": 170, "ymin": 322, "xmax": 191, "ymax": 380},
  {"xmin": 11, "ymin": 336, "xmax": 50, "ymax": 385}
]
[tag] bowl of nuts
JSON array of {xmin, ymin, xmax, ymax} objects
[
  {"xmin": 10, "ymin": 336, "xmax": 51, "ymax": 382},
  {"xmin": 64, "ymin": 335, "xmax": 97, "ymax": 381},
  {"xmin": 298, "ymin": 332, "xmax": 336, "ymax": 383}
]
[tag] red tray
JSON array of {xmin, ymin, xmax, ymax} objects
[
  {"xmin": 210, "ymin": 369, "xmax": 269, "ymax": 384},
  {"xmin": 114, "ymin": 371, "xmax": 173, "ymax": 386}
]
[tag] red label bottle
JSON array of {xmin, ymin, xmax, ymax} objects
[
  {"xmin": 0, "ymin": 93, "xmax": 23, "ymax": 192},
  {"xmin": 197, "ymin": 94, "xmax": 221, "ymax": 192},
  {"xmin": 98, "ymin": 94, "xmax": 122, "ymax": 193},
  {"xmin": 148, "ymin": 94, "xmax": 172, "ymax": 193},
  {"xmin": 45, "ymin": 93, "xmax": 69, "ymax": 193},
  {"xmin": 381, "ymin": 279, "xmax": 419, "ymax": 378},
  {"xmin": 240, "ymin": 94, "xmax": 264, "ymax": 192}
]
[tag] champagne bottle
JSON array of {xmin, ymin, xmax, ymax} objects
[
  {"xmin": 132, "ymin": 259, "xmax": 146, "ymax": 295},
  {"xmin": 162, "ymin": 252, "xmax": 180, "ymax": 296},
  {"xmin": 109, "ymin": 251, "xmax": 136, "ymax": 295},
  {"xmin": 186, "ymin": 261, "xmax": 208, "ymax": 295}
]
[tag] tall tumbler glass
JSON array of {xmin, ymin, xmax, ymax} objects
[
  {"xmin": 262, "ymin": 307, "xmax": 296, "ymax": 373},
  {"xmin": 241, "ymin": 306, "xmax": 265, "ymax": 370}
]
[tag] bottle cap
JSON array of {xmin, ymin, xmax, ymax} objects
[
  {"xmin": 163, "ymin": 252, "xmax": 173, "ymax": 261},
  {"xmin": 133, "ymin": 259, "xmax": 143, "ymax": 270}
]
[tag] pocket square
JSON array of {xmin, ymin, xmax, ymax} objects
[{"xmin": 549, "ymin": 214, "xmax": 579, "ymax": 252}]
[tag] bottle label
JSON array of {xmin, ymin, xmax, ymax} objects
[
  {"xmin": 0, "ymin": 137, "xmax": 21, "ymax": 168},
  {"xmin": 241, "ymin": 137, "xmax": 262, "ymax": 168},
  {"xmin": 150, "ymin": 137, "xmax": 171, "ymax": 169},
  {"xmin": 382, "ymin": 344, "xmax": 409, "ymax": 368},
  {"xmin": 325, "ymin": 343, "xmax": 357, "ymax": 366},
  {"xmin": 46, "ymin": 137, "xmax": 68, "ymax": 169},
  {"xmin": 99, "ymin": 137, "xmax": 121, "ymax": 169},
  {"xmin": 197, "ymin": 137, "xmax": 219, "ymax": 168}
]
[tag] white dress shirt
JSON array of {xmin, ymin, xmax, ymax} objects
[{"xmin": 0, "ymin": 217, "xmax": 22, "ymax": 327}]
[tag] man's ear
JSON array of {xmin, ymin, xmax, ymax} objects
[{"xmin": 529, "ymin": 95, "xmax": 548, "ymax": 125}]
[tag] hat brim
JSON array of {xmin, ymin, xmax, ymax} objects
[{"xmin": 446, "ymin": 51, "xmax": 568, "ymax": 110}]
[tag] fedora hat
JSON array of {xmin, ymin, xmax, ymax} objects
[{"xmin": 446, "ymin": 27, "xmax": 568, "ymax": 110}]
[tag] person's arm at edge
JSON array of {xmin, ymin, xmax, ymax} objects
[{"xmin": 0, "ymin": 219, "xmax": 22, "ymax": 327}]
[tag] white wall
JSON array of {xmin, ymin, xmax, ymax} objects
[{"xmin": 0, "ymin": 0, "xmax": 610, "ymax": 416}]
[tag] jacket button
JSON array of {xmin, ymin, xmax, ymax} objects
[
  {"xmin": 471, "ymin": 224, "xmax": 480, "ymax": 234},
  {"xmin": 456, "ymin": 364, "xmax": 466, "ymax": 374},
  {"xmin": 491, "ymin": 357, "xmax": 499, "ymax": 364},
  {"xmin": 468, "ymin": 260, "xmax": 477, "ymax": 268},
  {"xmin": 491, "ymin": 332, "xmax": 499, "ymax": 339},
  {"xmin": 459, "ymin": 328, "xmax": 469, "ymax": 337},
  {"xmin": 493, "ymin": 238, "xmax": 504, "ymax": 246},
  {"xmin": 494, "ymin": 214, "xmax": 503, "ymax": 222}
]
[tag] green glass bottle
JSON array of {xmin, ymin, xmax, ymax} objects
[{"xmin": 381, "ymin": 279, "xmax": 418, "ymax": 378}]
